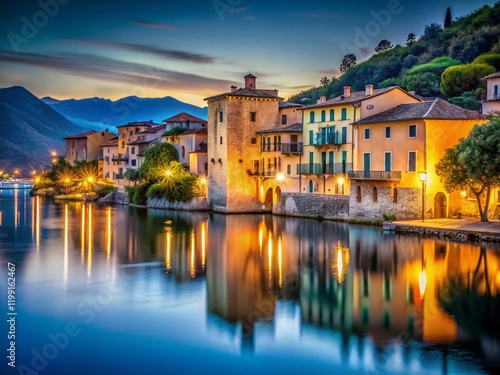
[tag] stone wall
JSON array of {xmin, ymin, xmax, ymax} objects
[
  {"xmin": 147, "ymin": 197, "xmax": 210, "ymax": 211},
  {"xmin": 460, "ymin": 199, "xmax": 500, "ymax": 220},
  {"xmin": 97, "ymin": 191, "xmax": 129, "ymax": 205},
  {"xmin": 349, "ymin": 181, "xmax": 421, "ymax": 220},
  {"xmin": 273, "ymin": 192, "xmax": 349, "ymax": 220}
]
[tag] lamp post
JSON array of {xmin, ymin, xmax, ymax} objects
[{"xmin": 419, "ymin": 172, "xmax": 427, "ymax": 222}]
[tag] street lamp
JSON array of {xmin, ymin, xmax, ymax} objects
[
  {"xmin": 276, "ymin": 173, "xmax": 284, "ymax": 182},
  {"xmin": 419, "ymin": 172, "xmax": 427, "ymax": 222},
  {"xmin": 337, "ymin": 176, "xmax": 345, "ymax": 195}
]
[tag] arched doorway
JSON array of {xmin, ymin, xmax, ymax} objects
[
  {"xmin": 434, "ymin": 192, "xmax": 447, "ymax": 218},
  {"xmin": 275, "ymin": 186, "xmax": 281, "ymax": 204},
  {"xmin": 264, "ymin": 188, "xmax": 273, "ymax": 211}
]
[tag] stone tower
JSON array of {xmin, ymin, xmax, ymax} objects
[{"xmin": 204, "ymin": 74, "xmax": 280, "ymax": 213}]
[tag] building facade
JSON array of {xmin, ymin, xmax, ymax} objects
[
  {"xmin": 299, "ymin": 86, "xmax": 421, "ymax": 196},
  {"xmin": 64, "ymin": 130, "xmax": 115, "ymax": 164},
  {"xmin": 349, "ymin": 99, "xmax": 487, "ymax": 220},
  {"xmin": 482, "ymin": 72, "xmax": 500, "ymax": 114}
]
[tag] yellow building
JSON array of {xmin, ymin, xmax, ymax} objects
[
  {"xmin": 300, "ymin": 85, "xmax": 420, "ymax": 195},
  {"xmin": 350, "ymin": 98, "xmax": 487, "ymax": 219}
]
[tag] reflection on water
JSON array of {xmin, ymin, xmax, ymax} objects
[{"xmin": 0, "ymin": 188, "xmax": 499, "ymax": 374}]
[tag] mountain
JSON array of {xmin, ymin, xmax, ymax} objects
[
  {"xmin": 289, "ymin": 2, "xmax": 500, "ymax": 104},
  {"xmin": 42, "ymin": 95, "xmax": 208, "ymax": 127},
  {"xmin": 0, "ymin": 86, "xmax": 85, "ymax": 175}
]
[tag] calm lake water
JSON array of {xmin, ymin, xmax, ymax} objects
[{"xmin": 1, "ymin": 188, "xmax": 499, "ymax": 375}]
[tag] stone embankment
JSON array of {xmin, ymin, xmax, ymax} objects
[
  {"xmin": 146, "ymin": 197, "xmax": 210, "ymax": 211},
  {"xmin": 273, "ymin": 193, "xmax": 349, "ymax": 220}
]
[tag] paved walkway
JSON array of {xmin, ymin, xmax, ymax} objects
[{"xmin": 393, "ymin": 218, "xmax": 500, "ymax": 235}]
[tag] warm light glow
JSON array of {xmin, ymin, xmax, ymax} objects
[
  {"xmin": 332, "ymin": 241, "xmax": 350, "ymax": 284},
  {"xmin": 278, "ymin": 235, "xmax": 283, "ymax": 288},
  {"xmin": 165, "ymin": 170, "xmax": 172, "ymax": 176},
  {"xmin": 460, "ymin": 191, "xmax": 467, "ymax": 198},
  {"xmin": 35, "ymin": 196, "xmax": 40, "ymax": 251},
  {"xmin": 35, "ymin": 177, "xmax": 40, "ymax": 183},
  {"xmin": 165, "ymin": 230, "xmax": 172, "ymax": 273},
  {"xmin": 14, "ymin": 188, "xmax": 18, "ymax": 229},
  {"xmin": 87, "ymin": 204, "xmax": 92, "ymax": 277},
  {"xmin": 64, "ymin": 204, "xmax": 69, "ymax": 285},
  {"xmin": 419, "ymin": 172, "xmax": 427, "ymax": 182},
  {"xmin": 419, "ymin": 269, "xmax": 427, "ymax": 299},
  {"xmin": 200, "ymin": 178, "xmax": 207, "ymax": 185},
  {"xmin": 106, "ymin": 207, "xmax": 112, "ymax": 261},
  {"xmin": 337, "ymin": 177, "xmax": 345, "ymax": 185},
  {"xmin": 87, "ymin": 177, "xmax": 93, "ymax": 183},
  {"xmin": 268, "ymin": 230, "xmax": 273, "ymax": 287},
  {"xmin": 276, "ymin": 173, "xmax": 284, "ymax": 182},
  {"xmin": 190, "ymin": 231, "xmax": 196, "ymax": 279},
  {"xmin": 201, "ymin": 220, "xmax": 206, "ymax": 269},
  {"xmin": 32, "ymin": 170, "xmax": 36, "ymax": 175},
  {"xmin": 81, "ymin": 204, "xmax": 85, "ymax": 263},
  {"xmin": 51, "ymin": 151, "xmax": 57, "ymax": 157}
]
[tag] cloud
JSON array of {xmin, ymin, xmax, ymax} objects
[
  {"xmin": 69, "ymin": 40, "xmax": 214, "ymax": 64},
  {"xmin": 317, "ymin": 69, "xmax": 340, "ymax": 76},
  {"xmin": 0, "ymin": 50, "xmax": 237, "ymax": 95},
  {"xmin": 132, "ymin": 20, "xmax": 178, "ymax": 30}
]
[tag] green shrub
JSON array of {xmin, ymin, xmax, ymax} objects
[
  {"xmin": 162, "ymin": 126, "xmax": 187, "ymax": 137},
  {"xmin": 125, "ymin": 183, "xmax": 150, "ymax": 205},
  {"xmin": 382, "ymin": 213, "xmax": 397, "ymax": 222},
  {"xmin": 96, "ymin": 185, "xmax": 116, "ymax": 198},
  {"xmin": 472, "ymin": 53, "xmax": 500, "ymax": 71}
]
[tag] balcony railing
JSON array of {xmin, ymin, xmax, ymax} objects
[
  {"xmin": 247, "ymin": 167, "xmax": 280, "ymax": 177},
  {"xmin": 297, "ymin": 163, "xmax": 352, "ymax": 175},
  {"xmin": 111, "ymin": 154, "xmax": 128, "ymax": 162},
  {"xmin": 280, "ymin": 142, "xmax": 303, "ymax": 154},
  {"xmin": 262, "ymin": 144, "xmax": 282, "ymax": 152},
  {"xmin": 312, "ymin": 131, "xmax": 346, "ymax": 146},
  {"xmin": 347, "ymin": 171, "xmax": 402, "ymax": 180}
]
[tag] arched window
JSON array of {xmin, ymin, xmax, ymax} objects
[
  {"xmin": 341, "ymin": 108, "xmax": 347, "ymax": 120},
  {"xmin": 181, "ymin": 146, "xmax": 185, "ymax": 158},
  {"xmin": 309, "ymin": 111, "xmax": 315, "ymax": 123},
  {"xmin": 356, "ymin": 185, "xmax": 361, "ymax": 202},
  {"xmin": 321, "ymin": 110, "xmax": 326, "ymax": 122},
  {"xmin": 373, "ymin": 186, "xmax": 378, "ymax": 202},
  {"xmin": 330, "ymin": 109, "xmax": 335, "ymax": 121}
]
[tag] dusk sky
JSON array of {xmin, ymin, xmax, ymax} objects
[{"xmin": 0, "ymin": 0, "xmax": 496, "ymax": 106}]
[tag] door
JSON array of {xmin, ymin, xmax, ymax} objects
[
  {"xmin": 321, "ymin": 152, "xmax": 327, "ymax": 174},
  {"xmin": 363, "ymin": 153, "xmax": 371, "ymax": 178},
  {"xmin": 309, "ymin": 152, "xmax": 314, "ymax": 174},
  {"xmin": 384, "ymin": 152, "xmax": 391, "ymax": 172},
  {"xmin": 434, "ymin": 192, "xmax": 447, "ymax": 218},
  {"xmin": 342, "ymin": 151, "xmax": 347, "ymax": 173},
  {"xmin": 308, "ymin": 180, "xmax": 313, "ymax": 193},
  {"xmin": 329, "ymin": 151, "xmax": 334, "ymax": 173},
  {"xmin": 341, "ymin": 127, "xmax": 347, "ymax": 144},
  {"xmin": 290, "ymin": 134, "xmax": 298, "ymax": 153}
]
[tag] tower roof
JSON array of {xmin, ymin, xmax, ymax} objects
[{"xmin": 244, "ymin": 73, "xmax": 257, "ymax": 78}]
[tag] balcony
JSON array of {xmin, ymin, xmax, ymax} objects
[
  {"xmin": 347, "ymin": 171, "xmax": 401, "ymax": 181},
  {"xmin": 247, "ymin": 167, "xmax": 280, "ymax": 178},
  {"xmin": 312, "ymin": 131, "xmax": 346, "ymax": 147},
  {"xmin": 280, "ymin": 142, "xmax": 303, "ymax": 154},
  {"xmin": 298, "ymin": 163, "xmax": 352, "ymax": 175},
  {"xmin": 111, "ymin": 154, "xmax": 128, "ymax": 162}
]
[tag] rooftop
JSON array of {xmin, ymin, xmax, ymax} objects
[
  {"xmin": 117, "ymin": 120, "xmax": 159, "ymax": 128},
  {"xmin": 163, "ymin": 112, "xmax": 207, "ymax": 124},
  {"xmin": 301, "ymin": 87, "xmax": 419, "ymax": 110},
  {"xmin": 178, "ymin": 127, "xmax": 208, "ymax": 136},
  {"xmin": 100, "ymin": 139, "xmax": 118, "ymax": 147},
  {"xmin": 204, "ymin": 87, "xmax": 281, "ymax": 101},
  {"xmin": 137, "ymin": 124, "xmax": 166, "ymax": 134},
  {"xmin": 353, "ymin": 98, "xmax": 486, "ymax": 125},
  {"xmin": 483, "ymin": 72, "xmax": 500, "ymax": 80},
  {"xmin": 258, "ymin": 122, "xmax": 303, "ymax": 134},
  {"xmin": 64, "ymin": 130, "xmax": 108, "ymax": 139},
  {"xmin": 279, "ymin": 101, "xmax": 303, "ymax": 109},
  {"xmin": 126, "ymin": 139, "xmax": 152, "ymax": 145}
]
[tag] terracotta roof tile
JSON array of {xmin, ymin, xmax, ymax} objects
[
  {"xmin": 279, "ymin": 101, "xmax": 303, "ymax": 109},
  {"xmin": 178, "ymin": 127, "xmax": 208, "ymax": 136},
  {"xmin": 64, "ymin": 130, "xmax": 98, "ymax": 139},
  {"xmin": 163, "ymin": 112, "xmax": 207, "ymax": 123},
  {"xmin": 258, "ymin": 122, "xmax": 303, "ymax": 134},
  {"xmin": 204, "ymin": 87, "xmax": 282, "ymax": 101},
  {"xmin": 353, "ymin": 98, "xmax": 486, "ymax": 125},
  {"xmin": 100, "ymin": 139, "xmax": 118, "ymax": 147},
  {"xmin": 483, "ymin": 72, "xmax": 500, "ymax": 80}
]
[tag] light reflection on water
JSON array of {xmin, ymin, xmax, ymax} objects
[{"xmin": 0, "ymin": 188, "xmax": 499, "ymax": 375}]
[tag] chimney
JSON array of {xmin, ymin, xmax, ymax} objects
[
  {"xmin": 343, "ymin": 86, "xmax": 351, "ymax": 97},
  {"xmin": 319, "ymin": 96, "xmax": 326, "ymax": 103},
  {"xmin": 244, "ymin": 73, "xmax": 257, "ymax": 91},
  {"xmin": 230, "ymin": 85, "xmax": 237, "ymax": 93},
  {"xmin": 365, "ymin": 84, "xmax": 374, "ymax": 96}
]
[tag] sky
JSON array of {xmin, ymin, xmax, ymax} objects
[{"xmin": 0, "ymin": 0, "xmax": 497, "ymax": 106}]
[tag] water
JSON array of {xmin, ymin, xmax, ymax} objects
[{"xmin": 1, "ymin": 188, "xmax": 499, "ymax": 375}]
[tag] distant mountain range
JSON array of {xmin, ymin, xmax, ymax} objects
[
  {"xmin": 41, "ymin": 95, "xmax": 208, "ymax": 129},
  {"xmin": 0, "ymin": 86, "xmax": 85, "ymax": 175},
  {"xmin": 0, "ymin": 86, "xmax": 208, "ymax": 175}
]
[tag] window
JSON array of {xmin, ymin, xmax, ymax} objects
[
  {"xmin": 250, "ymin": 137, "xmax": 257, "ymax": 144},
  {"xmin": 385, "ymin": 126, "xmax": 391, "ymax": 139},
  {"xmin": 341, "ymin": 127, "xmax": 347, "ymax": 143},
  {"xmin": 131, "ymin": 159, "xmax": 136, "ymax": 167},
  {"xmin": 409, "ymin": 124, "xmax": 417, "ymax": 138},
  {"xmin": 372, "ymin": 186, "xmax": 378, "ymax": 202},
  {"xmin": 131, "ymin": 147, "xmax": 135, "ymax": 155},
  {"xmin": 341, "ymin": 108, "xmax": 347, "ymax": 120},
  {"xmin": 356, "ymin": 185, "xmax": 362, "ymax": 202},
  {"xmin": 181, "ymin": 146, "xmax": 185, "ymax": 158},
  {"xmin": 135, "ymin": 127, "xmax": 139, "ymax": 133},
  {"xmin": 130, "ymin": 131, "xmax": 133, "ymax": 136},
  {"xmin": 384, "ymin": 152, "xmax": 391, "ymax": 172},
  {"xmin": 121, "ymin": 141, "xmax": 125, "ymax": 148},
  {"xmin": 408, "ymin": 151, "xmax": 417, "ymax": 172},
  {"xmin": 329, "ymin": 109, "xmax": 335, "ymax": 121},
  {"xmin": 250, "ymin": 112, "xmax": 256, "ymax": 122},
  {"xmin": 220, "ymin": 137, "xmax": 223, "ymax": 145},
  {"xmin": 281, "ymin": 114, "xmax": 287, "ymax": 125},
  {"xmin": 309, "ymin": 130, "xmax": 314, "ymax": 145},
  {"xmin": 321, "ymin": 110, "xmax": 326, "ymax": 122},
  {"xmin": 309, "ymin": 111, "xmax": 315, "ymax": 123},
  {"xmin": 364, "ymin": 128, "xmax": 370, "ymax": 140},
  {"xmin": 219, "ymin": 111, "xmax": 223, "ymax": 123},
  {"xmin": 287, "ymin": 164, "xmax": 291, "ymax": 175}
]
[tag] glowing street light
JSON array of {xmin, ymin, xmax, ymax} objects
[
  {"xmin": 51, "ymin": 151, "xmax": 57, "ymax": 157},
  {"xmin": 165, "ymin": 170, "xmax": 172, "ymax": 177},
  {"xmin": 276, "ymin": 173, "xmax": 284, "ymax": 182},
  {"xmin": 200, "ymin": 177, "xmax": 207, "ymax": 185}
]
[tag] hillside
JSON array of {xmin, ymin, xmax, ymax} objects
[
  {"xmin": 0, "ymin": 86, "xmax": 85, "ymax": 175},
  {"xmin": 43, "ymin": 95, "xmax": 208, "ymax": 128},
  {"xmin": 290, "ymin": 2, "xmax": 500, "ymax": 105}
]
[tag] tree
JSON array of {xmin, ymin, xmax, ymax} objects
[
  {"xmin": 319, "ymin": 76, "xmax": 331, "ymax": 87},
  {"xmin": 375, "ymin": 39, "xmax": 393, "ymax": 53},
  {"xmin": 339, "ymin": 54, "xmax": 357, "ymax": 74},
  {"xmin": 124, "ymin": 168, "xmax": 141, "ymax": 185},
  {"xmin": 448, "ymin": 91, "xmax": 481, "ymax": 111},
  {"xmin": 406, "ymin": 33, "xmax": 416, "ymax": 46},
  {"xmin": 435, "ymin": 115, "xmax": 500, "ymax": 222},
  {"xmin": 422, "ymin": 23, "xmax": 443, "ymax": 42},
  {"xmin": 138, "ymin": 143, "xmax": 178, "ymax": 183},
  {"xmin": 444, "ymin": 7, "xmax": 452, "ymax": 28},
  {"xmin": 440, "ymin": 63, "xmax": 496, "ymax": 97}
]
